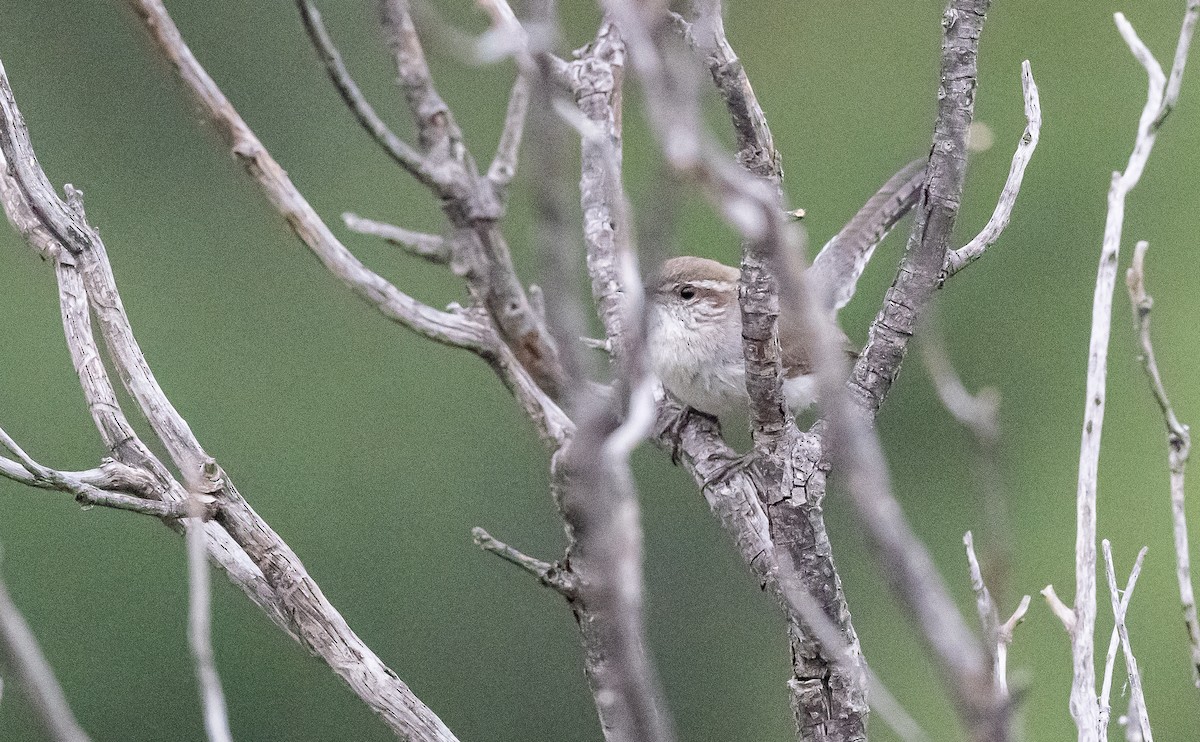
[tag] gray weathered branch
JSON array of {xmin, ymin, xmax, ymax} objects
[
  {"xmin": 847, "ymin": 0, "xmax": 992, "ymax": 418},
  {"xmin": 1063, "ymin": 8, "xmax": 1195, "ymax": 738},
  {"xmin": 374, "ymin": 0, "xmax": 567, "ymax": 396},
  {"xmin": 1124, "ymin": 240, "xmax": 1200, "ymax": 687},
  {"xmin": 297, "ymin": 0, "xmax": 433, "ymax": 185},
  {"xmin": 342, "ymin": 212, "xmax": 450, "ymax": 263},
  {"xmin": 944, "ymin": 60, "xmax": 1042, "ymax": 277},
  {"xmin": 964, "ymin": 531, "xmax": 1029, "ymax": 697},
  {"xmin": 600, "ymin": 2, "xmax": 870, "ymax": 736},
  {"xmin": 0, "ymin": 54, "xmax": 460, "ymax": 742},
  {"xmin": 130, "ymin": 0, "xmax": 571, "ymax": 448}
]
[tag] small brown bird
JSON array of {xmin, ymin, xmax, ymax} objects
[
  {"xmin": 646, "ymin": 255, "xmax": 855, "ymax": 417},
  {"xmin": 645, "ymin": 161, "xmax": 924, "ymax": 417}
]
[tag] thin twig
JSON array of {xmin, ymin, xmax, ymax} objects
[
  {"xmin": 471, "ymin": 527, "xmax": 576, "ymax": 597},
  {"xmin": 0, "ymin": 455, "xmax": 191, "ymax": 519},
  {"xmin": 1101, "ymin": 542, "xmax": 1152, "ymax": 740},
  {"xmin": 341, "ymin": 212, "xmax": 449, "ymax": 263},
  {"xmin": 0, "ymin": 554, "xmax": 91, "ymax": 742},
  {"xmin": 944, "ymin": 60, "xmax": 1042, "ymax": 277},
  {"xmin": 296, "ymin": 0, "xmax": 432, "ymax": 186},
  {"xmin": 964, "ymin": 532, "xmax": 1029, "ymax": 697},
  {"xmin": 488, "ymin": 74, "xmax": 531, "ymax": 188},
  {"xmin": 1152, "ymin": 0, "xmax": 1200, "ymax": 127},
  {"xmin": 1125, "ymin": 240, "xmax": 1200, "ymax": 686},
  {"xmin": 1043, "ymin": 585, "xmax": 1077, "ymax": 634},
  {"xmin": 1067, "ymin": 9, "xmax": 1193, "ymax": 737},
  {"xmin": 0, "ymin": 426, "xmax": 190, "ymax": 518},
  {"xmin": 187, "ymin": 501, "xmax": 234, "ymax": 742}
]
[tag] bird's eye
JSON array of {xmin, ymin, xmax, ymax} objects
[{"xmin": 679, "ymin": 285, "xmax": 696, "ymax": 300}]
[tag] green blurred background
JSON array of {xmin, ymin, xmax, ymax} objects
[{"xmin": 2, "ymin": 0, "xmax": 1199, "ymax": 739}]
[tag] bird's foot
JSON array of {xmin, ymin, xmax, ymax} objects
[{"xmin": 658, "ymin": 404, "xmax": 721, "ymax": 465}]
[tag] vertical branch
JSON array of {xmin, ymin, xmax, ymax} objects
[
  {"xmin": 1125, "ymin": 241, "xmax": 1200, "ymax": 686},
  {"xmin": 478, "ymin": 6, "xmax": 675, "ymax": 739},
  {"xmin": 847, "ymin": 0, "xmax": 991, "ymax": 417},
  {"xmin": 608, "ymin": 2, "xmax": 874, "ymax": 737},
  {"xmin": 1065, "ymin": 8, "xmax": 1194, "ymax": 737},
  {"xmin": 814, "ymin": 2, "xmax": 1009, "ymax": 739},
  {"xmin": 683, "ymin": 0, "xmax": 794, "ymax": 452},
  {"xmin": 186, "ymin": 500, "xmax": 234, "ymax": 742}
]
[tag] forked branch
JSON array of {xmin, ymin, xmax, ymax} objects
[{"xmin": 0, "ymin": 52, "xmax": 460, "ymax": 742}]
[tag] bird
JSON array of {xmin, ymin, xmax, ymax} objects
[
  {"xmin": 646, "ymin": 255, "xmax": 849, "ymax": 417},
  {"xmin": 645, "ymin": 160, "xmax": 925, "ymax": 419}
]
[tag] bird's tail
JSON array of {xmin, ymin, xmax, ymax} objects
[{"xmin": 808, "ymin": 159, "xmax": 926, "ymax": 313}]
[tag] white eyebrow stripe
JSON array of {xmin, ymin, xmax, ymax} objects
[{"xmin": 684, "ymin": 279, "xmax": 736, "ymax": 291}]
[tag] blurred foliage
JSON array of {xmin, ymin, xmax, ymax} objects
[{"xmin": 1, "ymin": 0, "xmax": 1200, "ymax": 740}]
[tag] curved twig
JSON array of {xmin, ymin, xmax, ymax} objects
[{"xmin": 944, "ymin": 60, "xmax": 1042, "ymax": 277}]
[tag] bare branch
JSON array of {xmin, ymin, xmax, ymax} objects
[
  {"xmin": 944, "ymin": 60, "xmax": 1042, "ymax": 277},
  {"xmin": 0, "ymin": 92, "xmax": 283, "ymax": 624},
  {"xmin": 1125, "ymin": 240, "xmax": 1200, "ymax": 686},
  {"xmin": 488, "ymin": 74, "xmax": 531, "ymax": 187},
  {"xmin": 0, "ymin": 452, "xmax": 191, "ymax": 519},
  {"xmin": 0, "ymin": 52, "xmax": 460, "ymax": 742},
  {"xmin": 605, "ymin": 1, "xmax": 870, "ymax": 734},
  {"xmin": 186, "ymin": 504, "xmax": 234, "ymax": 742},
  {"xmin": 471, "ymin": 526, "xmax": 576, "ymax": 597},
  {"xmin": 1068, "ymin": 9, "xmax": 1194, "ymax": 735},
  {"xmin": 0, "ymin": 556, "xmax": 90, "ymax": 742},
  {"xmin": 557, "ymin": 400, "xmax": 676, "ymax": 742},
  {"xmin": 129, "ymin": 1, "xmax": 490, "ymax": 355},
  {"xmin": 374, "ymin": 0, "xmax": 568, "ymax": 396},
  {"xmin": 342, "ymin": 212, "xmax": 449, "ymax": 263},
  {"xmin": 379, "ymin": 0, "xmax": 461, "ymax": 153},
  {"xmin": 1152, "ymin": 0, "xmax": 1200, "ymax": 127},
  {"xmin": 500, "ymin": 9, "xmax": 674, "ymax": 739},
  {"xmin": 965, "ymin": 532, "xmax": 1028, "ymax": 697},
  {"xmin": 1102, "ymin": 542, "xmax": 1152, "ymax": 740},
  {"xmin": 296, "ymin": 0, "xmax": 432, "ymax": 186},
  {"xmin": 567, "ymin": 21, "xmax": 631, "ymax": 353},
  {"xmin": 847, "ymin": 0, "xmax": 992, "ymax": 418},
  {"xmin": 683, "ymin": 0, "xmax": 782, "ymax": 190},
  {"xmin": 812, "ymin": 3, "xmax": 1010, "ymax": 739},
  {"xmin": 1043, "ymin": 585, "xmax": 1077, "ymax": 634}
]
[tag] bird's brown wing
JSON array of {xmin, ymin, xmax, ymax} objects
[{"xmin": 778, "ymin": 309, "xmax": 858, "ymax": 378}]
